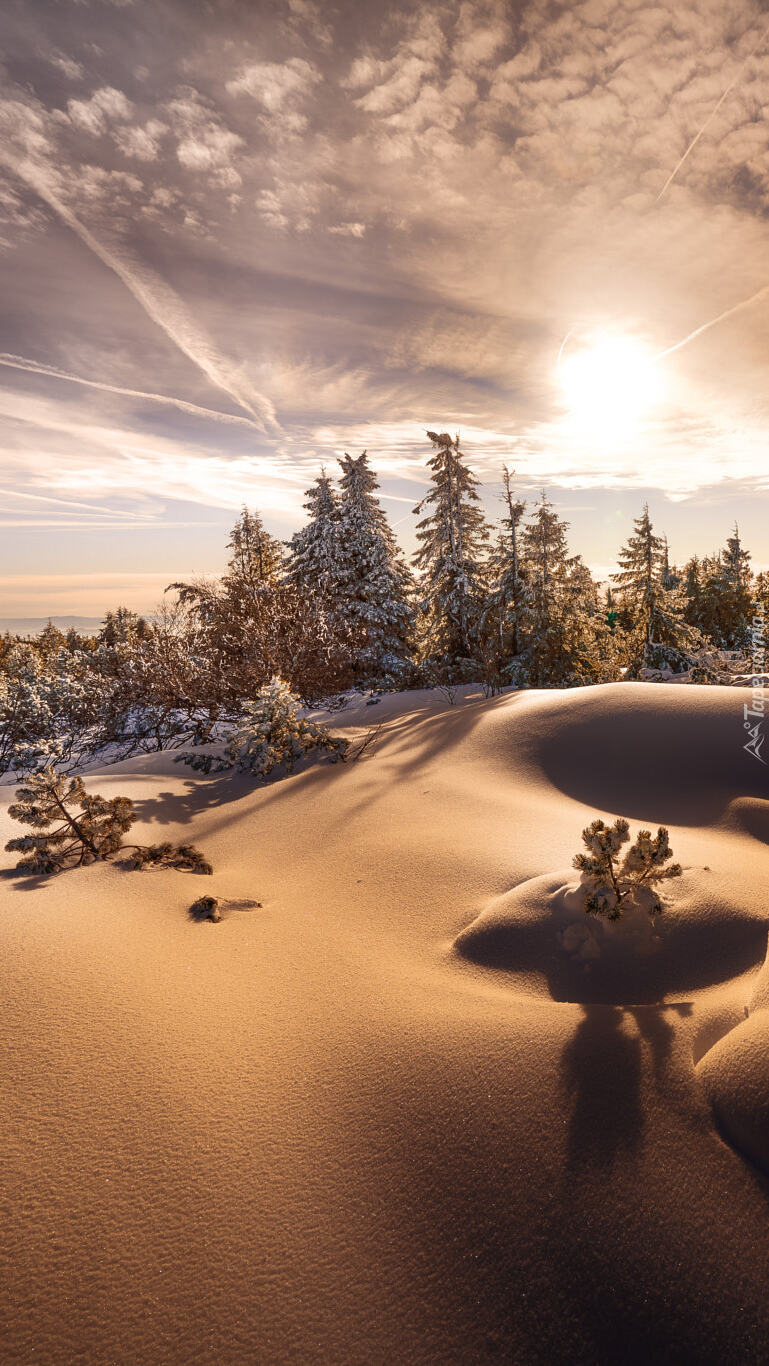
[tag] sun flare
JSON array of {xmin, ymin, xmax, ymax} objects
[{"xmin": 558, "ymin": 333, "xmax": 663, "ymax": 441}]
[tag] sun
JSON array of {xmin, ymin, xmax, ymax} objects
[{"xmin": 558, "ymin": 333, "xmax": 663, "ymax": 441}]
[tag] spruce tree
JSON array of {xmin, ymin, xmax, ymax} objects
[
  {"xmin": 335, "ymin": 451, "xmax": 413, "ymax": 684},
  {"xmin": 714, "ymin": 525, "xmax": 753, "ymax": 649},
  {"xmin": 412, "ymin": 431, "xmax": 490, "ymax": 663},
  {"xmin": 613, "ymin": 506, "xmax": 694, "ymax": 668},
  {"xmin": 520, "ymin": 491, "xmax": 570, "ymax": 627},
  {"xmin": 285, "ymin": 470, "xmax": 346, "ymax": 605},
  {"xmin": 681, "ymin": 530, "xmax": 753, "ymax": 651},
  {"xmin": 99, "ymin": 607, "xmax": 151, "ymax": 647},
  {"xmin": 224, "ymin": 506, "xmax": 283, "ymax": 595},
  {"xmin": 485, "ymin": 465, "xmax": 526, "ymax": 660}
]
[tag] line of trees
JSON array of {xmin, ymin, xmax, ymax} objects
[{"xmin": 1, "ymin": 431, "xmax": 766, "ymax": 777}]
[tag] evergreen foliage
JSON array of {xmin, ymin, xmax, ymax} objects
[
  {"xmin": 224, "ymin": 506, "xmax": 283, "ymax": 594},
  {"xmin": 413, "ymin": 432, "xmax": 490, "ymax": 662},
  {"xmin": 0, "ymin": 451, "xmax": 764, "ymax": 783},
  {"xmin": 4, "ymin": 768, "xmax": 212, "ymax": 875},
  {"xmin": 682, "ymin": 527, "xmax": 753, "ymax": 649},
  {"xmin": 335, "ymin": 451, "xmax": 414, "ymax": 684},
  {"xmin": 484, "ymin": 465, "xmax": 526, "ymax": 665},
  {"xmin": 178, "ymin": 676, "xmax": 348, "ymax": 779},
  {"xmin": 613, "ymin": 505, "xmax": 698, "ymax": 670},
  {"xmin": 573, "ymin": 817, "xmax": 683, "ymax": 919},
  {"xmin": 285, "ymin": 470, "xmax": 346, "ymax": 603}
]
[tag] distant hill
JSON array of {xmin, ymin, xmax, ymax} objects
[{"xmin": 0, "ymin": 616, "xmax": 104, "ymax": 637}]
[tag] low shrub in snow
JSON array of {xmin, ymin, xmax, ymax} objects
[
  {"xmin": 5, "ymin": 767, "xmax": 212, "ymax": 875},
  {"xmin": 573, "ymin": 817, "xmax": 682, "ymax": 920},
  {"xmin": 177, "ymin": 676, "xmax": 349, "ymax": 779}
]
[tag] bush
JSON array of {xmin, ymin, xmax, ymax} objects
[
  {"xmin": 573, "ymin": 817, "xmax": 682, "ymax": 919},
  {"xmin": 178, "ymin": 676, "xmax": 348, "ymax": 779},
  {"xmin": 5, "ymin": 767, "xmax": 212, "ymax": 876}
]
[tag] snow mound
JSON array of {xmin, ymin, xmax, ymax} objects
[
  {"xmin": 696, "ymin": 1011, "xmax": 769, "ymax": 1175},
  {"xmin": 454, "ymin": 870, "xmax": 766, "ymax": 1005}
]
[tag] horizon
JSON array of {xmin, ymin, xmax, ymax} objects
[{"xmin": 3, "ymin": 0, "xmax": 769, "ymax": 614}]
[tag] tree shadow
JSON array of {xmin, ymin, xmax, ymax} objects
[
  {"xmin": 0, "ymin": 865, "xmax": 55, "ymax": 893},
  {"xmin": 456, "ymin": 890, "xmax": 766, "ymax": 1005},
  {"xmin": 561, "ymin": 1002, "xmax": 693, "ymax": 1173},
  {"xmin": 562, "ymin": 1005, "xmax": 644, "ymax": 1171}
]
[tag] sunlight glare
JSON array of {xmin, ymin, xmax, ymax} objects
[{"xmin": 558, "ymin": 334, "xmax": 663, "ymax": 441}]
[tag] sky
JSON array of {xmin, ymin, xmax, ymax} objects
[{"xmin": 2, "ymin": 0, "xmax": 769, "ymax": 618}]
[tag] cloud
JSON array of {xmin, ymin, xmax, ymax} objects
[
  {"xmin": 51, "ymin": 54, "xmax": 85, "ymax": 81},
  {"xmin": 166, "ymin": 91, "xmax": 244, "ymax": 175},
  {"xmin": 0, "ymin": 352, "xmax": 267, "ymax": 430},
  {"xmin": 225, "ymin": 57, "xmax": 320, "ymax": 132},
  {"xmin": 328, "ymin": 221, "xmax": 366, "ymax": 237},
  {"xmin": 67, "ymin": 86, "xmax": 133, "ymax": 134},
  {"xmin": 114, "ymin": 119, "xmax": 168, "ymax": 161},
  {"xmin": 0, "ymin": 127, "xmax": 278, "ymax": 429}
]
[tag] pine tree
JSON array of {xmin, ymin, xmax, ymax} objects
[
  {"xmin": 5, "ymin": 767, "xmax": 212, "ymax": 875},
  {"xmin": 335, "ymin": 451, "xmax": 414, "ymax": 684},
  {"xmin": 715, "ymin": 525, "xmax": 753, "ymax": 649},
  {"xmin": 178, "ymin": 676, "xmax": 348, "ymax": 778},
  {"xmin": 99, "ymin": 607, "xmax": 151, "ymax": 647},
  {"xmin": 520, "ymin": 491, "xmax": 570, "ymax": 627},
  {"xmin": 224, "ymin": 506, "xmax": 283, "ymax": 596},
  {"xmin": 682, "ymin": 530, "xmax": 754, "ymax": 650},
  {"xmin": 613, "ymin": 506, "xmax": 695, "ymax": 668},
  {"xmin": 36, "ymin": 621, "xmax": 67, "ymax": 658},
  {"xmin": 285, "ymin": 470, "xmax": 346, "ymax": 605},
  {"xmin": 613, "ymin": 504, "xmax": 664, "ymax": 647},
  {"xmin": 413, "ymin": 431, "xmax": 490, "ymax": 663},
  {"xmin": 484, "ymin": 465, "xmax": 526, "ymax": 660},
  {"xmin": 573, "ymin": 817, "xmax": 682, "ymax": 919}
]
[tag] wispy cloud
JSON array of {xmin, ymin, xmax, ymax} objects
[
  {"xmin": 0, "ymin": 145, "xmax": 279, "ymax": 431},
  {"xmin": 0, "ymin": 353, "xmax": 267, "ymax": 430}
]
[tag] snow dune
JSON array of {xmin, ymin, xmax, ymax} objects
[{"xmin": 0, "ymin": 683, "xmax": 768, "ymax": 1365}]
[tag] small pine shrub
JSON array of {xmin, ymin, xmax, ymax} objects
[
  {"xmin": 5, "ymin": 766, "xmax": 211, "ymax": 876},
  {"xmin": 121, "ymin": 842, "xmax": 213, "ymax": 874},
  {"xmin": 178, "ymin": 676, "xmax": 348, "ymax": 779},
  {"xmin": 573, "ymin": 817, "xmax": 682, "ymax": 920}
]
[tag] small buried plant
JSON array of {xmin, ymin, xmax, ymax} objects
[
  {"xmin": 573, "ymin": 817, "xmax": 682, "ymax": 920},
  {"xmin": 177, "ymin": 675, "xmax": 349, "ymax": 779},
  {"xmin": 5, "ymin": 767, "xmax": 212, "ymax": 875}
]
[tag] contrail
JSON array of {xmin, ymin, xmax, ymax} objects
[
  {"xmin": 0, "ymin": 150, "xmax": 279, "ymax": 432},
  {"xmin": 657, "ymin": 18, "xmax": 769, "ymax": 201},
  {"xmin": 0, "ymin": 487, "xmax": 147, "ymax": 519},
  {"xmin": 0, "ymin": 353, "xmax": 265, "ymax": 430},
  {"xmin": 655, "ymin": 281, "xmax": 769, "ymax": 360}
]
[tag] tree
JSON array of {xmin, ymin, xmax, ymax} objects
[
  {"xmin": 99, "ymin": 607, "xmax": 151, "ymax": 647},
  {"xmin": 613, "ymin": 507, "xmax": 695, "ymax": 669},
  {"xmin": 5, "ymin": 767, "xmax": 212, "ymax": 875},
  {"xmin": 484, "ymin": 465, "xmax": 526, "ymax": 662},
  {"xmin": 285, "ymin": 470, "xmax": 346, "ymax": 605},
  {"xmin": 573, "ymin": 817, "xmax": 682, "ymax": 919},
  {"xmin": 335, "ymin": 451, "xmax": 414, "ymax": 684},
  {"xmin": 224, "ymin": 506, "xmax": 283, "ymax": 596},
  {"xmin": 712, "ymin": 526, "xmax": 753, "ymax": 649},
  {"xmin": 178, "ymin": 676, "xmax": 348, "ymax": 778},
  {"xmin": 520, "ymin": 491, "xmax": 570, "ymax": 627},
  {"xmin": 36, "ymin": 621, "xmax": 67, "ymax": 658},
  {"xmin": 413, "ymin": 431, "xmax": 489, "ymax": 662}
]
